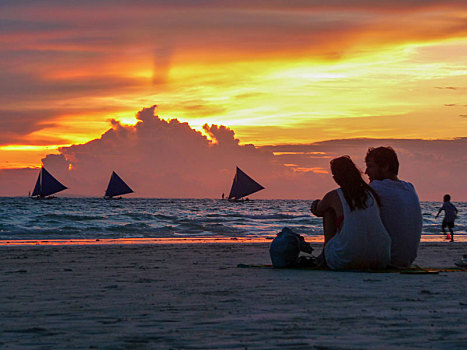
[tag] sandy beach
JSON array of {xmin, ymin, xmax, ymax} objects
[{"xmin": 1, "ymin": 241, "xmax": 466, "ymax": 349}]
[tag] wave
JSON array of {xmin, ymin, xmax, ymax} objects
[
  {"xmin": 0, "ymin": 198, "xmax": 464, "ymax": 240},
  {"xmin": 34, "ymin": 213, "xmax": 106, "ymax": 222}
]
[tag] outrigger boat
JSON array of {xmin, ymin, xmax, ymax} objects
[
  {"xmin": 227, "ymin": 167, "xmax": 264, "ymax": 202},
  {"xmin": 30, "ymin": 166, "xmax": 67, "ymax": 199},
  {"xmin": 104, "ymin": 171, "xmax": 134, "ymax": 199}
]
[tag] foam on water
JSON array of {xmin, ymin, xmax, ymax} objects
[{"xmin": 0, "ymin": 197, "xmax": 465, "ymax": 240}]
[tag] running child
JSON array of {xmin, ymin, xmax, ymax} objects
[{"xmin": 435, "ymin": 194, "xmax": 458, "ymax": 242}]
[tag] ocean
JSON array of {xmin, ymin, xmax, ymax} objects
[{"xmin": 0, "ymin": 197, "xmax": 465, "ymax": 241}]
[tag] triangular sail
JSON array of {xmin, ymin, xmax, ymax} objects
[
  {"xmin": 228, "ymin": 167, "xmax": 264, "ymax": 200},
  {"xmin": 31, "ymin": 167, "xmax": 67, "ymax": 197},
  {"xmin": 105, "ymin": 171, "xmax": 134, "ymax": 197},
  {"xmin": 32, "ymin": 174, "xmax": 41, "ymax": 197}
]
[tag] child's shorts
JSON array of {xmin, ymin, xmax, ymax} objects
[{"xmin": 442, "ymin": 220, "xmax": 455, "ymax": 229}]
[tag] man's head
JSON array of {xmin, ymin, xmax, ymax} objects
[
  {"xmin": 365, "ymin": 146, "xmax": 399, "ymax": 182},
  {"xmin": 443, "ymin": 194, "xmax": 451, "ymax": 202}
]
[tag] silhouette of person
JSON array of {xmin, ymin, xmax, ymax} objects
[
  {"xmin": 310, "ymin": 156, "xmax": 391, "ymax": 270},
  {"xmin": 435, "ymin": 194, "xmax": 458, "ymax": 242},
  {"xmin": 365, "ymin": 146, "xmax": 423, "ymax": 267}
]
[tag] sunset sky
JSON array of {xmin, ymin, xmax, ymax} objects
[{"xmin": 0, "ymin": 1, "xmax": 466, "ymax": 199}]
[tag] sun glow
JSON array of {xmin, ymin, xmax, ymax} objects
[
  {"xmin": 3, "ymin": 36, "xmax": 466, "ymax": 163},
  {"xmin": 0, "ymin": 146, "xmax": 62, "ymax": 169},
  {"xmin": 1, "ymin": 1, "xmax": 466, "ymax": 170},
  {"xmin": 0, "ymin": 145, "xmax": 62, "ymax": 151}
]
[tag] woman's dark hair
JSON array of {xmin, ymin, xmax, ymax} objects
[{"xmin": 330, "ymin": 155, "xmax": 381, "ymax": 211}]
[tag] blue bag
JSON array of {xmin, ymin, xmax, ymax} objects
[{"xmin": 269, "ymin": 227, "xmax": 313, "ymax": 268}]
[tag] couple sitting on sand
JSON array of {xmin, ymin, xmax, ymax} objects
[{"xmin": 310, "ymin": 146, "xmax": 422, "ymax": 270}]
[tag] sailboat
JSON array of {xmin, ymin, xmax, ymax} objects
[
  {"xmin": 104, "ymin": 171, "xmax": 134, "ymax": 199},
  {"xmin": 30, "ymin": 166, "xmax": 67, "ymax": 199},
  {"xmin": 227, "ymin": 167, "xmax": 265, "ymax": 201}
]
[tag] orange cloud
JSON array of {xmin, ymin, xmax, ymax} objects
[{"xmin": 0, "ymin": 1, "xmax": 466, "ymax": 173}]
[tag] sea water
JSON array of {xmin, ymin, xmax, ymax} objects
[{"xmin": 0, "ymin": 197, "xmax": 465, "ymax": 241}]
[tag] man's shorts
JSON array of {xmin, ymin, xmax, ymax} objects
[{"xmin": 442, "ymin": 220, "xmax": 455, "ymax": 229}]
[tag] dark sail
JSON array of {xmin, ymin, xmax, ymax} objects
[
  {"xmin": 105, "ymin": 171, "xmax": 134, "ymax": 197},
  {"xmin": 228, "ymin": 167, "xmax": 264, "ymax": 200},
  {"xmin": 31, "ymin": 167, "xmax": 67, "ymax": 197},
  {"xmin": 32, "ymin": 175, "xmax": 41, "ymax": 197}
]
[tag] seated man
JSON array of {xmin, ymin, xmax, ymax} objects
[{"xmin": 365, "ymin": 146, "xmax": 423, "ymax": 267}]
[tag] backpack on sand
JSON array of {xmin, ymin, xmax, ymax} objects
[{"xmin": 269, "ymin": 227, "xmax": 313, "ymax": 268}]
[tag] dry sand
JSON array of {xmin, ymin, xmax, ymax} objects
[{"xmin": 1, "ymin": 242, "xmax": 466, "ymax": 349}]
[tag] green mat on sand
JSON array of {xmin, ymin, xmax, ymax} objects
[{"xmin": 237, "ymin": 264, "xmax": 467, "ymax": 274}]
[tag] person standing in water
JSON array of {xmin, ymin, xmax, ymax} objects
[{"xmin": 435, "ymin": 194, "xmax": 458, "ymax": 242}]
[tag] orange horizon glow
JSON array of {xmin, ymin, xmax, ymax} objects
[
  {"xmin": 0, "ymin": 235, "xmax": 463, "ymax": 247},
  {"xmin": 0, "ymin": 237, "xmax": 277, "ymax": 246}
]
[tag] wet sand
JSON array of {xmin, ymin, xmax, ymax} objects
[{"xmin": 1, "ymin": 242, "xmax": 466, "ymax": 349}]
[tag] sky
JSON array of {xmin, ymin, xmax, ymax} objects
[{"xmin": 0, "ymin": 1, "xmax": 466, "ymax": 199}]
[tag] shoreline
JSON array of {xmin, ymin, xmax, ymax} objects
[{"xmin": 0, "ymin": 234, "xmax": 465, "ymax": 246}]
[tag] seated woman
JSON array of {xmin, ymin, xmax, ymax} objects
[{"xmin": 310, "ymin": 156, "xmax": 391, "ymax": 270}]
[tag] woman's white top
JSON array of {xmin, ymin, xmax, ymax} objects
[{"xmin": 324, "ymin": 188, "xmax": 391, "ymax": 270}]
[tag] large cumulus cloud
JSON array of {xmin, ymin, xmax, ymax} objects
[
  {"xmin": 39, "ymin": 105, "xmax": 312, "ymax": 198},
  {"xmin": 1, "ymin": 105, "xmax": 466, "ymax": 200}
]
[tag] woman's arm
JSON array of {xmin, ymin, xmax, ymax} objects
[{"xmin": 310, "ymin": 190, "xmax": 339, "ymax": 217}]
